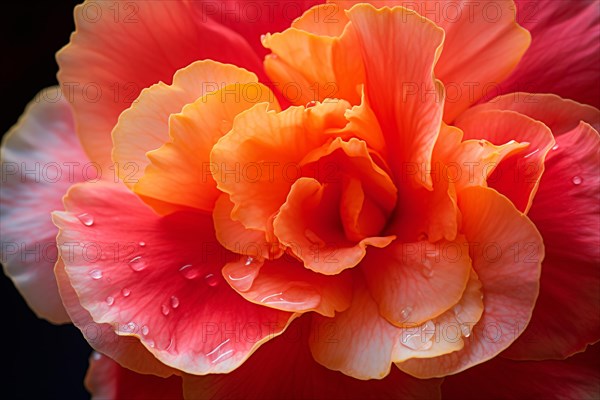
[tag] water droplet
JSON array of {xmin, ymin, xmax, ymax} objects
[
  {"xmin": 421, "ymin": 260, "xmax": 434, "ymax": 278},
  {"xmin": 77, "ymin": 213, "xmax": 94, "ymax": 226},
  {"xmin": 92, "ymin": 352, "xmax": 102, "ymax": 361},
  {"xmin": 206, "ymin": 339, "xmax": 234, "ymax": 364},
  {"xmin": 139, "ymin": 241, "xmax": 146, "ymax": 247},
  {"xmin": 161, "ymin": 304, "xmax": 170, "ymax": 316},
  {"xmin": 179, "ymin": 264, "xmax": 200, "ymax": 280},
  {"xmin": 572, "ymin": 176, "xmax": 583, "ymax": 185},
  {"xmin": 121, "ymin": 287, "xmax": 131, "ymax": 297},
  {"xmin": 552, "ymin": 144, "xmax": 559, "ymax": 151},
  {"xmin": 523, "ymin": 148, "xmax": 540, "ymax": 159},
  {"xmin": 128, "ymin": 256, "xmax": 147, "ymax": 272},
  {"xmin": 89, "ymin": 269, "xmax": 103, "ymax": 280},
  {"xmin": 204, "ymin": 273, "xmax": 219, "ymax": 287},
  {"xmin": 105, "ymin": 296, "xmax": 115, "ymax": 306},
  {"xmin": 141, "ymin": 325, "xmax": 149, "ymax": 336},
  {"xmin": 170, "ymin": 296, "xmax": 180, "ymax": 309},
  {"xmin": 400, "ymin": 306, "xmax": 413, "ymax": 322},
  {"xmin": 305, "ymin": 100, "xmax": 317, "ymax": 108},
  {"xmin": 260, "ymin": 34, "xmax": 267, "ymax": 45},
  {"xmin": 121, "ymin": 322, "xmax": 136, "ymax": 333},
  {"xmin": 147, "ymin": 339, "xmax": 156, "ymax": 348},
  {"xmin": 245, "ymin": 256, "xmax": 254, "ymax": 266},
  {"xmin": 400, "ymin": 320, "xmax": 435, "ymax": 351}
]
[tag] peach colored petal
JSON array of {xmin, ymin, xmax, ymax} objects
[
  {"xmin": 473, "ymin": 93, "xmax": 600, "ymax": 134},
  {"xmin": 210, "ymin": 100, "xmax": 350, "ymax": 232},
  {"xmin": 112, "ymin": 60, "xmax": 260, "ymax": 189},
  {"xmin": 134, "ymin": 82, "xmax": 279, "ymax": 214},
  {"xmin": 397, "ymin": 186, "xmax": 543, "ymax": 378},
  {"xmin": 455, "ymin": 109, "xmax": 555, "ymax": 212},
  {"xmin": 53, "ymin": 181, "xmax": 295, "ymax": 375},
  {"xmin": 0, "ymin": 87, "xmax": 89, "ymax": 323},
  {"xmin": 364, "ymin": 235, "xmax": 472, "ymax": 327},
  {"xmin": 57, "ymin": 0, "xmax": 265, "ymax": 168},
  {"xmin": 222, "ymin": 256, "xmax": 353, "ymax": 316},
  {"xmin": 347, "ymin": 4, "xmax": 445, "ymax": 190},
  {"xmin": 263, "ymin": 4, "xmax": 363, "ymax": 105}
]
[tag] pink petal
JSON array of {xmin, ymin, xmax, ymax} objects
[
  {"xmin": 53, "ymin": 181, "xmax": 294, "ymax": 374},
  {"xmin": 85, "ymin": 352, "xmax": 183, "ymax": 400},
  {"xmin": 57, "ymin": 1, "xmax": 266, "ymax": 168},
  {"xmin": 1, "ymin": 88, "xmax": 88, "ymax": 323},
  {"xmin": 491, "ymin": 0, "xmax": 600, "ymax": 108},
  {"xmin": 503, "ymin": 122, "xmax": 600, "ymax": 359},
  {"xmin": 442, "ymin": 344, "xmax": 600, "ymax": 399},
  {"xmin": 183, "ymin": 315, "xmax": 442, "ymax": 399}
]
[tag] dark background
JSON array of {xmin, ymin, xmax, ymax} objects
[{"xmin": 1, "ymin": 1, "xmax": 92, "ymax": 399}]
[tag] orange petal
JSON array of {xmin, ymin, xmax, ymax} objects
[
  {"xmin": 112, "ymin": 60, "xmax": 259, "ymax": 189},
  {"xmin": 57, "ymin": 1, "xmax": 264, "ymax": 168},
  {"xmin": 222, "ymin": 256, "xmax": 353, "ymax": 317},
  {"xmin": 455, "ymin": 109, "xmax": 555, "ymax": 212},
  {"xmin": 364, "ymin": 235, "xmax": 472, "ymax": 327},
  {"xmin": 273, "ymin": 177, "xmax": 395, "ymax": 275},
  {"xmin": 263, "ymin": 4, "xmax": 363, "ymax": 105},
  {"xmin": 213, "ymin": 193, "xmax": 281, "ymax": 261},
  {"xmin": 347, "ymin": 4, "xmax": 445, "ymax": 190},
  {"xmin": 210, "ymin": 100, "xmax": 350, "ymax": 232},
  {"xmin": 397, "ymin": 186, "xmax": 543, "ymax": 378},
  {"xmin": 134, "ymin": 82, "xmax": 278, "ymax": 214}
]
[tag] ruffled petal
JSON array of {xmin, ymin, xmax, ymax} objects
[
  {"xmin": 1, "ymin": 88, "xmax": 88, "ymax": 323},
  {"xmin": 397, "ymin": 186, "xmax": 543, "ymax": 378},
  {"xmin": 184, "ymin": 315, "xmax": 443, "ymax": 399},
  {"xmin": 222, "ymin": 256, "xmax": 352, "ymax": 316},
  {"xmin": 443, "ymin": 344, "xmax": 600, "ymax": 399},
  {"xmin": 57, "ymin": 0, "xmax": 265, "ymax": 167},
  {"xmin": 347, "ymin": 4, "xmax": 445, "ymax": 189},
  {"xmin": 84, "ymin": 352, "xmax": 183, "ymax": 400},
  {"xmin": 503, "ymin": 122, "xmax": 600, "ymax": 360},
  {"xmin": 493, "ymin": 0, "xmax": 600, "ymax": 108},
  {"xmin": 53, "ymin": 181, "xmax": 294, "ymax": 374},
  {"xmin": 364, "ymin": 236, "xmax": 472, "ymax": 327},
  {"xmin": 455, "ymin": 108, "xmax": 555, "ymax": 212}
]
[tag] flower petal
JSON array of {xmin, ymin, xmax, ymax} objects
[
  {"xmin": 442, "ymin": 344, "xmax": 600, "ymax": 399},
  {"xmin": 112, "ymin": 60, "xmax": 260, "ymax": 191},
  {"xmin": 397, "ymin": 186, "xmax": 543, "ymax": 378},
  {"xmin": 364, "ymin": 236, "xmax": 472, "ymax": 327},
  {"xmin": 493, "ymin": 0, "xmax": 600, "ymax": 108},
  {"xmin": 503, "ymin": 122, "xmax": 600, "ymax": 360},
  {"xmin": 0, "ymin": 88, "xmax": 88, "ymax": 323},
  {"xmin": 222, "ymin": 255, "xmax": 353, "ymax": 316},
  {"xmin": 347, "ymin": 4, "xmax": 445, "ymax": 190},
  {"xmin": 53, "ymin": 181, "xmax": 294, "ymax": 374},
  {"xmin": 57, "ymin": 0, "xmax": 265, "ymax": 168},
  {"xmin": 135, "ymin": 81, "xmax": 278, "ymax": 213},
  {"xmin": 183, "ymin": 315, "xmax": 442, "ymax": 399},
  {"xmin": 455, "ymin": 108, "xmax": 554, "ymax": 212},
  {"xmin": 84, "ymin": 352, "xmax": 183, "ymax": 400}
]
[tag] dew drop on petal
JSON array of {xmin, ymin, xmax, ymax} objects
[
  {"xmin": 139, "ymin": 241, "xmax": 146, "ymax": 247},
  {"xmin": 206, "ymin": 339, "xmax": 234, "ymax": 364},
  {"xmin": 89, "ymin": 269, "xmax": 103, "ymax": 280},
  {"xmin": 179, "ymin": 264, "xmax": 200, "ymax": 280},
  {"xmin": 121, "ymin": 287, "xmax": 131, "ymax": 297},
  {"xmin": 161, "ymin": 304, "xmax": 170, "ymax": 316},
  {"xmin": 552, "ymin": 144, "xmax": 559, "ymax": 151},
  {"xmin": 400, "ymin": 306, "xmax": 413, "ymax": 322},
  {"xmin": 129, "ymin": 256, "xmax": 147, "ymax": 272},
  {"xmin": 105, "ymin": 296, "xmax": 115, "ymax": 306},
  {"xmin": 77, "ymin": 213, "xmax": 94, "ymax": 226},
  {"xmin": 260, "ymin": 34, "xmax": 267, "ymax": 45},
  {"xmin": 305, "ymin": 100, "xmax": 317, "ymax": 108},
  {"xmin": 92, "ymin": 352, "xmax": 102, "ymax": 361},
  {"xmin": 572, "ymin": 176, "xmax": 583, "ymax": 185},
  {"xmin": 141, "ymin": 325, "xmax": 149, "ymax": 336},
  {"xmin": 245, "ymin": 256, "xmax": 254, "ymax": 266},
  {"xmin": 170, "ymin": 296, "xmax": 180, "ymax": 309},
  {"xmin": 205, "ymin": 273, "xmax": 219, "ymax": 287}
]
